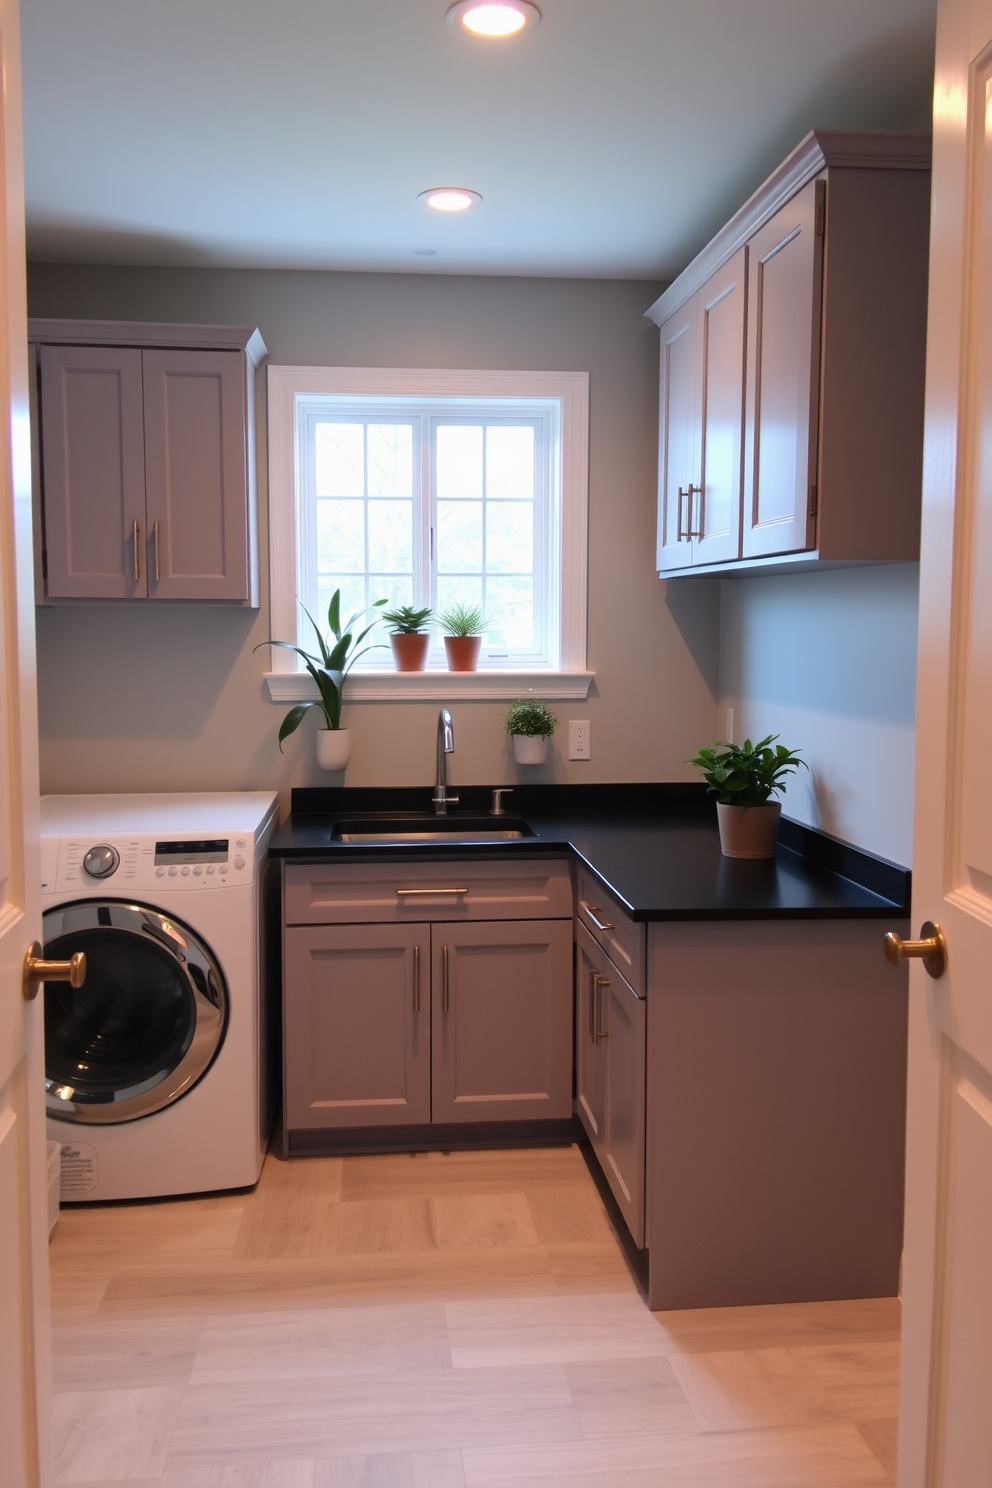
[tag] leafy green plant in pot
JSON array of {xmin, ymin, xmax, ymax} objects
[
  {"xmin": 439, "ymin": 602, "xmax": 488, "ymax": 672},
  {"xmin": 504, "ymin": 696, "xmax": 558, "ymax": 765},
  {"xmin": 254, "ymin": 590, "xmax": 386, "ymax": 771},
  {"xmin": 382, "ymin": 605, "xmax": 433, "ymax": 673},
  {"xmin": 686, "ymin": 734, "xmax": 807, "ymax": 859}
]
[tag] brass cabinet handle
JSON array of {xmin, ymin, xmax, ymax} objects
[
  {"xmin": 133, "ymin": 518, "xmax": 141, "ymax": 580},
  {"xmin": 23, "ymin": 941, "xmax": 86, "ymax": 1002},
  {"xmin": 413, "ymin": 943, "xmax": 420, "ymax": 1013},
  {"xmin": 884, "ymin": 921, "xmax": 947, "ymax": 980},
  {"xmin": 443, "ymin": 943, "xmax": 450, "ymax": 1013},
  {"xmin": 397, "ymin": 887, "xmax": 469, "ymax": 897},
  {"xmin": 583, "ymin": 904, "xmax": 614, "ymax": 933},
  {"xmin": 153, "ymin": 519, "xmax": 161, "ymax": 583},
  {"xmin": 595, "ymin": 975, "xmax": 610, "ymax": 1043}
]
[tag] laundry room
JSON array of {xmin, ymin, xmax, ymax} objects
[{"xmin": 7, "ymin": 0, "xmax": 984, "ymax": 1485}]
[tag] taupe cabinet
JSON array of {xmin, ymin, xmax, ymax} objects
[
  {"xmin": 649, "ymin": 129, "xmax": 932, "ymax": 576},
  {"xmin": 29, "ymin": 319, "xmax": 266, "ymax": 604},
  {"xmin": 282, "ymin": 859, "xmax": 573, "ymax": 1145},
  {"xmin": 576, "ymin": 922, "xmax": 646, "ymax": 1246}
]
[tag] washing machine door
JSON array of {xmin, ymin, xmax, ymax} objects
[{"xmin": 43, "ymin": 900, "xmax": 228, "ymax": 1124}]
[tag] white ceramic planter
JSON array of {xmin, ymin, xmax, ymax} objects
[
  {"xmin": 716, "ymin": 800, "xmax": 782, "ymax": 859},
  {"xmin": 512, "ymin": 734, "xmax": 549, "ymax": 765},
  {"xmin": 316, "ymin": 728, "xmax": 351, "ymax": 771}
]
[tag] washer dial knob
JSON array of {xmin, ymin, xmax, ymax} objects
[{"xmin": 82, "ymin": 844, "xmax": 120, "ymax": 879}]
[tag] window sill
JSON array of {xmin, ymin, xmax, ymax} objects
[{"xmin": 264, "ymin": 670, "xmax": 595, "ymax": 703}]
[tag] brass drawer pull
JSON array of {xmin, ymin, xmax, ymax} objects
[
  {"xmin": 595, "ymin": 974, "xmax": 610, "ymax": 1043},
  {"xmin": 397, "ymin": 886, "xmax": 469, "ymax": 897},
  {"xmin": 23, "ymin": 941, "xmax": 86, "ymax": 1002},
  {"xmin": 583, "ymin": 904, "xmax": 614, "ymax": 933},
  {"xmin": 589, "ymin": 966, "xmax": 598, "ymax": 1043}
]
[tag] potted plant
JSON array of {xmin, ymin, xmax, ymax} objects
[
  {"xmin": 255, "ymin": 590, "xmax": 386, "ymax": 770},
  {"xmin": 440, "ymin": 602, "xmax": 488, "ymax": 672},
  {"xmin": 504, "ymin": 696, "xmax": 558, "ymax": 764},
  {"xmin": 382, "ymin": 605, "xmax": 433, "ymax": 672},
  {"xmin": 686, "ymin": 734, "xmax": 807, "ymax": 859}
]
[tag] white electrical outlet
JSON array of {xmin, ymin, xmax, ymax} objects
[
  {"xmin": 725, "ymin": 707, "xmax": 734, "ymax": 744},
  {"xmin": 569, "ymin": 720, "xmax": 591, "ymax": 760}
]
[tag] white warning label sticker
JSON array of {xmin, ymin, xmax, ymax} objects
[{"xmin": 60, "ymin": 1142, "xmax": 98, "ymax": 1197}]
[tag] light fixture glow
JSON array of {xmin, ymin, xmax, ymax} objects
[
  {"xmin": 418, "ymin": 187, "xmax": 482, "ymax": 212},
  {"xmin": 446, "ymin": 1, "xmax": 540, "ymax": 38}
]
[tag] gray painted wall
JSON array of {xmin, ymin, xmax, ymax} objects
[
  {"xmin": 28, "ymin": 264, "xmax": 722, "ymax": 809},
  {"xmin": 719, "ymin": 564, "xmax": 919, "ymax": 866}
]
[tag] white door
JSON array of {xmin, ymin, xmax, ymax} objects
[
  {"xmin": 0, "ymin": 0, "xmax": 54, "ymax": 1483},
  {"xmin": 655, "ymin": 294, "xmax": 698, "ymax": 573},
  {"xmin": 695, "ymin": 246, "xmax": 747, "ymax": 566},
  {"xmin": 899, "ymin": 0, "xmax": 992, "ymax": 1482}
]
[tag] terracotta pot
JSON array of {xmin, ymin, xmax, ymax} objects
[
  {"xmin": 389, "ymin": 632, "xmax": 430, "ymax": 672},
  {"xmin": 716, "ymin": 800, "xmax": 782, "ymax": 860},
  {"xmin": 444, "ymin": 635, "xmax": 482, "ymax": 672},
  {"xmin": 316, "ymin": 728, "xmax": 351, "ymax": 771},
  {"xmin": 512, "ymin": 734, "xmax": 549, "ymax": 765}
]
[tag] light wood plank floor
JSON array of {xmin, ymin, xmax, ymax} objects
[{"xmin": 48, "ymin": 1144, "xmax": 901, "ymax": 1487}]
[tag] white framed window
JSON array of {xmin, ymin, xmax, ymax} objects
[{"xmin": 266, "ymin": 367, "xmax": 592, "ymax": 702}]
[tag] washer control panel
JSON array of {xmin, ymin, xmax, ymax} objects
[{"xmin": 44, "ymin": 832, "xmax": 257, "ymax": 893}]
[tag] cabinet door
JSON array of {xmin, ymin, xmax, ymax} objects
[
  {"xmin": 656, "ymin": 296, "xmax": 699, "ymax": 573},
  {"xmin": 694, "ymin": 247, "xmax": 747, "ymax": 566},
  {"xmin": 576, "ymin": 932, "xmax": 608, "ymax": 1153},
  {"xmin": 283, "ymin": 923, "xmax": 430, "ymax": 1130},
  {"xmin": 142, "ymin": 349, "xmax": 250, "ymax": 600},
  {"xmin": 601, "ymin": 968, "xmax": 646, "ymax": 1247},
  {"xmin": 39, "ymin": 344, "xmax": 146, "ymax": 598},
  {"xmin": 431, "ymin": 920, "xmax": 572, "ymax": 1124},
  {"xmin": 742, "ymin": 179, "xmax": 823, "ymax": 558}
]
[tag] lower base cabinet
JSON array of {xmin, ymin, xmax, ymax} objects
[
  {"xmin": 284, "ymin": 918, "xmax": 572, "ymax": 1134},
  {"xmin": 576, "ymin": 922, "xmax": 646, "ymax": 1245}
]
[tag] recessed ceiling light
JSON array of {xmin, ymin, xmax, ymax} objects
[
  {"xmin": 418, "ymin": 187, "xmax": 482, "ymax": 213},
  {"xmin": 446, "ymin": 1, "xmax": 540, "ymax": 38}
]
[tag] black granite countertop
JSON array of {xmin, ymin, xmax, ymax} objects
[{"xmin": 268, "ymin": 784, "xmax": 910, "ymax": 922}]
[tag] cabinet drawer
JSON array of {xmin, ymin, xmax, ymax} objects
[
  {"xmin": 285, "ymin": 858, "xmax": 573, "ymax": 924},
  {"xmin": 575, "ymin": 868, "xmax": 645, "ymax": 994}
]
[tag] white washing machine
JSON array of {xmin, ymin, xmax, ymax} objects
[{"xmin": 41, "ymin": 792, "xmax": 278, "ymax": 1202}]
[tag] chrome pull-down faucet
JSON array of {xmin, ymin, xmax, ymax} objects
[{"xmin": 433, "ymin": 708, "xmax": 459, "ymax": 815}]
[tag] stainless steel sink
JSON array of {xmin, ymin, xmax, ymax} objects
[{"xmin": 330, "ymin": 815, "xmax": 534, "ymax": 845}]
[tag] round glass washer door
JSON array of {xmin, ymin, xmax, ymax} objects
[{"xmin": 43, "ymin": 900, "xmax": 228, "ymax": 1125}]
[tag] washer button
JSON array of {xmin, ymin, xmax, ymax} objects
[
  {"xmin": 193, "ymin": 865, "xmax": 203, "ymax": 876},
  {"xmin": 82, "ymin": 843, "xmax": 120, "ymax": 879},
  {"xmin": 156, "ymin": 866, "xmax": 166, "ymax": 878},
  {"xmin": 236, "ymin": 838, "xmax": 245, "ymax": 849},
  {"xmin": 206, "ymin": 866, "xmax": 215, "ymax": 876},
  {"xmin": 168, "ymin": 866, "xmax": 178, "ymax": 877},
  {"xmin": 234, "ymin": 856, "xmax": 245, "ymax": 870},
  {"xmin": 181, "ymin": 865, "xmax": 191, "ymax": 876}
]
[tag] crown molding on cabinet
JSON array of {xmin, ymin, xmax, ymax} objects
[
  {"xmin": 28, "ymin": 318, "xmax": 268, "ymax": 367},
  {"xmin": 646, "ymin": 128, "xmax": 932, "ymax": 328}
]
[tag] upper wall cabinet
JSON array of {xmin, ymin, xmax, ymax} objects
[
  {"xmin": 648, "ymin": 130, "xmax": 931, "ymax": 577},
  {"xmin": 29, "ymin": 319, "xmax": 267, "ymax": 604}
]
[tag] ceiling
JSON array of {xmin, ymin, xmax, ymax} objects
[{"xmin": 21, "ymin": 0, "xmax": 937, "ymax": 281}]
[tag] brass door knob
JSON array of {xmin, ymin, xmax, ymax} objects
[
  {"xmin": 22, "ymin": 941, "xmax": 86, "ymax": 1001},
  {"xmin": 883, "ymin": 921, "xmax": 947, "ymax": 980}
]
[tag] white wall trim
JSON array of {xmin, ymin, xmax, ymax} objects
[
  {"xmin": 265, "ymin": 364, "xmax": 589, "ymax": 686},
  {"xmin": 264, "ymin": 669, "xmax": 594, "ymax": 703}
]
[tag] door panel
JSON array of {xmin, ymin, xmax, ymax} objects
[
  {"xmin": 743, "ymin": 179, "xmax": 822, "ymax": 558},
  {"xmin": 283, "ymin": 924, "xmax": 429, "ymax": 1129},
  {"xmin": 0, "ymin": 0, "xmax": 53, "ymax": 1477},
  {"xmin": 695, "ymin": 248, "xmax": 747, "ymax": 566},
  {"xmin": 39, "ymin": 345, "xmax": 146, "ymax": 598},
  {"xmin": 656, "ymin": 297, "xmax": 698, "ymax": 572},
  {"xmin": 899, "ymin": 8, "xmax": 992, "ymax": 1484},
  {"xmin": 142, "ymin": 349, "xmax": 248, "ymax": 601},
  {"xmin": 431, "ymin": 920, "xmax": 572, "ymax": 1125},
  {"xmin": 576, "ymin": 934, "xmax": 608, "ymax": 1149},
  {"xmin": 603, "ymin": 972, "xmax": 646, "ymax": 1247}
]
